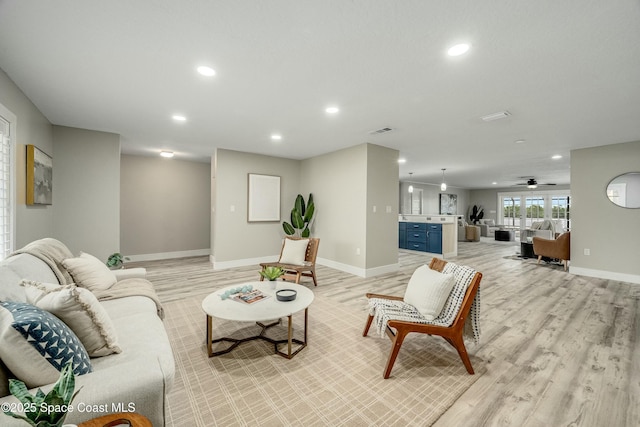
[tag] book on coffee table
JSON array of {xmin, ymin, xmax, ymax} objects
[{"xmin": 232, "ymin": 289, "xmax": 270, "ymax": 304}]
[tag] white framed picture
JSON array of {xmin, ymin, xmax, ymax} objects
[{"xmin": 247, "ymin": 174, "xmax": 281, "ymax": 222}]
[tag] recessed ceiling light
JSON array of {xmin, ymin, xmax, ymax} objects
[
  {"xmin": 514, "ymin": 139, "xmax": 526, "ymax": 144},
  {"xmin": 197, "ymin": 66, "xmax": 216, "ymax": 76},
  {"xmin": 172, "ymin": 115, "xmax": 186, "ymax": 122},
  {"xmin": 160, "ymin": 151, "xmax": 174, "ymax": 158},
  {"xmin": 325, "ymin": 106, "xmax": 340, "ymax": 114},
  {"xmin": 271, "ymin": 134, "xmax": 282, "ymax": 141},
  {"xmin": 447, "ymin": 43, "xmax": 470, "ymax": 56},
  {"xmin": 398, "ymin": 158, "xmax": 406, "ymax": 164},
  {"xmin": 552, "ymin": 154, "xmax": 562, "ymax": 159},
  {"xmin": 492, "ymin": 182, "xmax": 498, "ymax": 185}
]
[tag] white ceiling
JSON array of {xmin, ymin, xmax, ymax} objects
[{"xmin": 1, "ymin": 0, "xmax": 639, "ymax": 189}]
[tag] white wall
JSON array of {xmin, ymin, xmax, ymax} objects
[
  {"xmin": 52, "ymin": 126, "xmax": 120, "ymax": 261},
  {"xmin": 120, "ymin": 155, "xmax": 210, "ymax": 259},
  {"xmin": 570, "ymin": 140, "xmax": 640, "ymax": 283}
]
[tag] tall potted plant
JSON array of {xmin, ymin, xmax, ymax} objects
[{"xmin": 282, "ymin": 193, "xmax": 315, "ymax": 237}]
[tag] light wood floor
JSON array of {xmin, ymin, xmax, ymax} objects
[{"xmin": 130, "ymin": 238, "xmax": 639, "ymax": 427}]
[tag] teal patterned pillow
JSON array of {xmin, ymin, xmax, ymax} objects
[{"xmin": 0, "ymin": 301, "xmax": 92, "ymax": 388}]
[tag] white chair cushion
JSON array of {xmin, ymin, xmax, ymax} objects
[
  {"xmin": 279, "ymin": 239, "xmax": 309, "ymax": 265},
  {"xmin": 62, "ymin": 252, "xmax": 117, "ymax": 291},
  {"xmin": 22, "ymin": 280, "xmax": 122, "ymax": 357},
  {"xmin": 403, "ymin": 265, "xmax": 456, "ymax": 321}
]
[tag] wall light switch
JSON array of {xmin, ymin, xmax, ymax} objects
[
  {"xmin": 373, "ymin": 205, "xmax": 377, "ymax": 213},
  {"xmin": 386, "ymin": 206, "xmax": 392, "ymax": 213},
  {"xmin": 356, "ymin": 248, "xmax": 361, "ymax": 255},
  {"xmin": 230, "ymin": 205, "xmax": 235, "ymax": 212},
  {"xmin": 584, "ymin": 248, "xmax": 590, "ymax": 256}
]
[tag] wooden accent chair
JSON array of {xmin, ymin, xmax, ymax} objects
[
  {"xmin": 260, "ymin": 237, "xmax": 320, "ymax": 286},
  {"xmin": 532, "ymin": 231, "xmax": 571, "ymax": 271},
  {"xmin": 363, "ymin": 258, "xmax": 482, "ymax": 378}
]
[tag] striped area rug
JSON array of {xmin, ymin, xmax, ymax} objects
[{"xmin": 163, "ymin": 293, "xmax": 482, "ymax": 427}]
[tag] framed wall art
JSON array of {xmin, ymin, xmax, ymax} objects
[
  {"xmin": 439, "ymin": 193, "xmax": 457, "ymax": 215},
  {"xmin": 26, "ymin": 144, "xmax": 53, "ymax": 205},
  {"xmin": 247, "ymin": 173, "xmax": 280, "ymax": 222}
]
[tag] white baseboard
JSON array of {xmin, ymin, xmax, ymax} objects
[
  {"xmin": 317, "ymin": 257, "xmax": 399, "ymax": 278},
  {"xmin": 570, "ymin": 266, "xmax": 640, "ymax": 285},
  {"xmin": 127, "ymin": 248, "xmax": 211, "ymax": 262},
  {"xmin": 208, "ymin": 254, "xmax": 399, "ymax": 278},
  {"xmin": 213, "ymin": 255, "xmax": 278, "ymax": 270}
]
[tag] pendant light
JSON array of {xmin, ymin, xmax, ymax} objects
[
  {"xmin": 408, "ymin": 172, "xmax": 414, "ymax": 193},
  {"xmin": 440, "ymin": 168, "xmax": 447, "ymax": 191}
]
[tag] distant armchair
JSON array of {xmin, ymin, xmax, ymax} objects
[
  {"xmin": 260, "ymin": 237, "xmax": 320, "ymax": 286},
  {"xmin": 532, "ymin": 232, "xmax": 571, "ymax": 271}
]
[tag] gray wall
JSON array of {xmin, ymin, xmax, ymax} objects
[
  {"xmin": 469, "ymin": 185, "xmax": 571, "ymax": 223},
  {"xmin": 0, "ymin": 68, "xmax": 54, "ymax": 247},
  {"xmin": 302, "ymin": 144, "xmax": 368, "ymax": 270},
  {"xmin": 52, "ymin": 126, "xmax": 120, "ymax": 261},
  {"xmin": 121, "ymin": 155, "xmax": 211, "ymax": 258},
  {"xmin": 571, "ymin": 140, "xmax": 640, "ymax": 281},
  {"xmin": 365, "ymin": 144, "xmax": 399, "ymax": 270},
  {"xmin": 399, "ymin": 181, "xmax": 470, "ymax": 219},
  {"xmin": 212, "ymin": 149, "xmax": 301, "ymax": 265},
  {"xmin": 213, "ymin": 143, "xmax": 399, "ymax": 276}
]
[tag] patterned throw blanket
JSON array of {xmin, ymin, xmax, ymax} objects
[{"xmin": 368, "ymin": 262, "xmax": 481, "ymax": 343}]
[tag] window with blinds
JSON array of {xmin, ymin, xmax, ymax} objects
[{"xmin": 0, "ymin": 114, "xmax": 13, "ymax": 260}]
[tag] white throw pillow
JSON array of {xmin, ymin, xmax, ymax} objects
[
  {"xmin": 22, "ymin": 280, "xmax": 122, "ymax": 357},
  {"xmin": 279, "ymin": 239, "xmax": 309, "ymax": 265},
  {"xmin": 62, "ymin": 252, "xmax": 117, "ymax": 291},
  {"xmin": 403, "ymin": 265, "xmax": 456, "ymax": 321},
  {"xmin": 485, "ymin": 219, "xmax": 495, "ymax": 227}
]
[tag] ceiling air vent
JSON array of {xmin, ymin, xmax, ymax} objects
[{"xmin": 368, "ymin": 127, "xmax": 395, "ymax": 135}]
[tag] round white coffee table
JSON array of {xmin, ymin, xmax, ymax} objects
[{"xmin": 201, "ymin": 281, "xmax": 314, "ymax": 359}]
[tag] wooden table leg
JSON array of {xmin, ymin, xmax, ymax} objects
[{"xmin": 206, "ymin": 314, "xmax": 213, "ymax": 357}]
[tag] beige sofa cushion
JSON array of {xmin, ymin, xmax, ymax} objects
[
  {"xmin": 62, "ymin": 252, "xmax": 117, "ymax": 291},
  {"xmin": 23, "ymin": 280, "xmax": 122, "ymax": 357}
]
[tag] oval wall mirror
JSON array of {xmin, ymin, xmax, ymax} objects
[{"xmin": 606, "ymin": 172, "xmax": 640, "ymax": 208}]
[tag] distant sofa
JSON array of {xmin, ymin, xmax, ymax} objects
[
  {"xmin": 477, "ymin": 219, "xmax": 503, "ymax": 237},
  {"xmin": 0, "ymin": 238, "xmax": 174, "ymax": 427}
]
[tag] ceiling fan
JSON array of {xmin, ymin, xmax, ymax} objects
[{"xmin": 513, "ymin": 177, "xmax": 556, "ymax": 189}]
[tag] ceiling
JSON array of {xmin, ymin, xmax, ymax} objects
[{"xmin": 1, "ymin": 1, "xmax": 639, "ymax": 189}]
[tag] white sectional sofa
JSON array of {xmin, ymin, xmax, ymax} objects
[{"xmin": 0, "ymin": 239, "xmax": 175, "ymax": 426}]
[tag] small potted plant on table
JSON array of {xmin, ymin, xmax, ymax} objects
[{"xmin": 260, "ymin": 266, "xmax": 285, "ymax": 289}]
